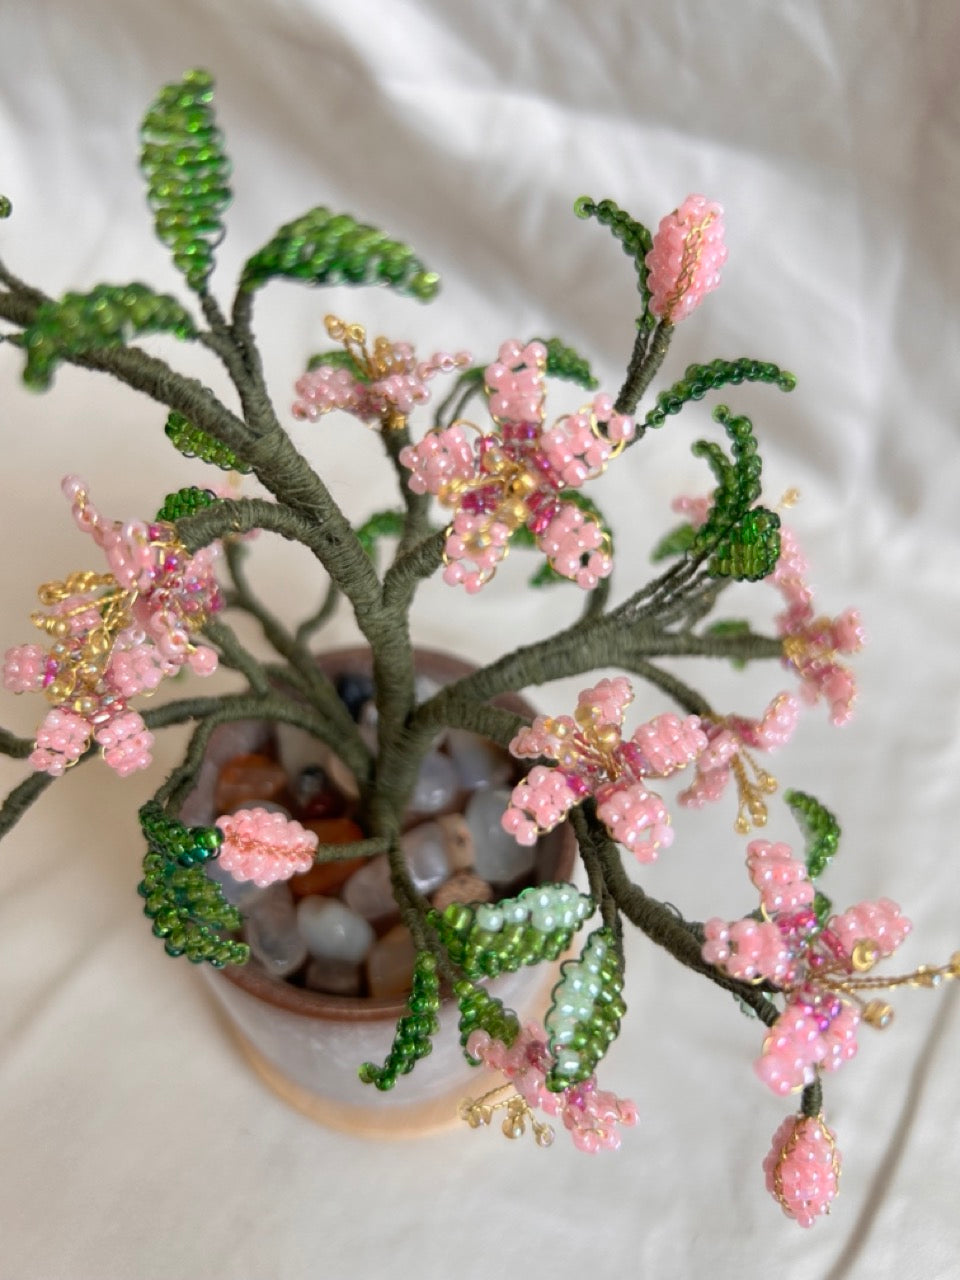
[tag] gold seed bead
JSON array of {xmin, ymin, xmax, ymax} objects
[
  {"xmin": 862, "ymin": 1000, "xmax": 894, "ymax": 1029},
  {"xmin": 851, "ymin": 939, "xmax": 879, "ymax": 973}
]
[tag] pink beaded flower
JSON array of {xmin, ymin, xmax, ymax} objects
[
  {"xmin": 772, "ymin": 528, "xmax": 864, "ymax": 726},
  {"xmin": 400, "ymin": 340, "xmax": 634, "ymax": 591},
  {"xmin": 502, "ymin": 677, "xmax": 706, "ymax": 862},
  {"xmin": 462, "ymin": 1023, "xmax": 639, "ymax": 1153},
  {"xmin": 2, "ymin": 477, "xmax": 221, "ymax": 777},
  {"xmin": 646, "ymin": 194, "xmax": 727, "ymax": 324},
  {"xmin": 292, "ymin": 313, "xmax": 470, "ymax": 431},
  {"xmin": 215, "ymin": 808, "xmax": 318, "ymax": 888},
  {"xmin": 678, "ymin": 691, "xmax": 801, "ymax": 832},
  {"xmin": 764, "ymin": 1113, "xmax": 841, "ymax": 1227},
  {"xmin": 702, "ymin": 839, "xmax": 912, "ymax": 1096}
]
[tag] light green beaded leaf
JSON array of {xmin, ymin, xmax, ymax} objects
[
  {"xmin": 21, "ymin": 284, "xmax": 197, "ymax": 390},
  {"xmin": 164, "ymin": 408, "xmax": 251, "ymax": 473},
  {"xmin": 139, "ymin": 68, "xmax": 231, "ymax": 292},
  {"xmin": 358, "ymin": 951, "xmax": 441, "ymax": 1090},
  {"xmin": 650, "ymin": 521, "xmax": 696, "ymax": 563},
  {"xmin": 137, "ymin": 802, "xmax": 248, "ymax": 969},
  {"xmin": 643, "ymin": 358, "xmax": 796, "ymax": 430},
  {"xmin": 785, "ymin": 789, "xmax": 841, "ymax": 881},
  {"xmin": 544, "ymin": 926, "xmax": 626, "ymax": 1092},
  {"xmin": 534, "ymin": 336, "xmax": 600, "ymax": 390},
  {"xmin": 692, "ymin": 405, "xmax": 781, "ymax": 581},
  {"xmin": 238, "ymin": 207, "xmax": 440, "ymax": 301},
  {"xmin": 355, "ymin": 509, "xmax": 408, "ymax": 559},
  {"xmin": 429, "ymin": 882, "xmax": 595, "ymax": 980},
  {"xmin": 574, "ymin": 195, "xmax": 655, "ymax": 332}
]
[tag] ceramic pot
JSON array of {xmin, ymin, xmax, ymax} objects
[{"xmin": 181, "ymin": 647, "xmax": 576, "ymax": 1138}]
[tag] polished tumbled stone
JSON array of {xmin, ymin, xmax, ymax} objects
[
  {"xmin": 341, "ymin": 854, "xmax": 395, "ymax": 922},
  {"xmin": 245, "ymin": 883, "xmax": 308, "ymax": 978},
  {"xmin": 466, "ymin": 786, "xmax": 538, "ymax": 883},
  {"xmin": 303, "ymin": 956, "xmax": 364, "ymax": 998},
  {"xmin": 296, "ymin": 895, "xmax": 375, "ymax": 963},
  {"xmin": 409, "ymin": 750, "xmax": 458, "ymax": 813},
  {"xmin": 431, "ymin": 871, "xmax": 495, "ymax": 912},
  {"xmin": 366, "ymin": 924, "xmax": 417, "ymax": 1000},
  {"xmin": 446, "ymin": 729, "xmax": 514, "ymax": 790}
]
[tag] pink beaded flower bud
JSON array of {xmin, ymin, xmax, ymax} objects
[
  {"xmin": 29, "ymin": 707, "xmax": 93, "ymax": 776},
  {"xmin": 646, "ymin": 194, "xmax": 727, "ymax": 324},
  {"xmin": 215, "ymin": 808, "xmax": 319, "ymax": 888},
  {"xmin": 747, "ymin": 840, "xmax": 814, "ymax": 916},
  {"xmin": 2, "ymin": 644, "xmax": 46, "ymax": 693},
  {"xmin": 764, "ymin": 1114, "xmax": 841, "ymax": 1227},
  {"xmin": 94, "ymin": 710, "xmax": 154, "ymax": 777}
]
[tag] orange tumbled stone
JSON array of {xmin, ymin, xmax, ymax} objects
[
  {"xmin": 214, "ymin": 753, "xmax": 289, "ymax": 813},
  {"xmin": 288, "ymin": 817, "xmax": 367, "ymax": 899},
  {"xmin": 366, "ymin": 924, "xmax": 417, "ymax": 1000}
]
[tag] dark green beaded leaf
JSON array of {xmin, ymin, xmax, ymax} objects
[
  {"xmin": 139, "ymin": 69, "xmax": 231, "ymax": 292},
  {"xmin": 533, "ymin": 336, "xmax": 599, "ymax": 390},
  {"xmin": 165, "ymin": 409, "xmax": 251, "ymax": 473},
  {"xmin": 785, "ymin": 789, "xmax": 841, "ymax": 880},
  {"xmin": 0, "ymin": 194, "xmax": 11, "ymax": 219},
  {"xmin": 20, "ymin": 284, "xmax": 196, "ymax": 390},
  {"xmin": 138, "ymin": 802, "xmax": 247, "ymax": 969},
  {"xmin": 812, "ymin": 889, "xmax": 833, "ymax": 928},
  {"xmin": 544, "ymin": 926, "xmax": 625, "ymax": 1091},
  {"xmin": 429, "ymin": 883, "xmax": 594, "ymax": 981},
  {"xmin": 643, "ymin": 358, "xmax": 796, "ymax": 431},
  {"xmin": 455, "ymin": 980, "xmax": 520, "ymax": 1059},
  {"xmin": 650, "ymin": 521, "xmax": 696, "ymax": 563},
  {"xmin": 573, "ymin": 195, "xmax": 654, "ymax": 332},
  {"xmin": 155, "ymin": 486, "xmax": 219, "ymax": 523},
  {"xmin": 355, "ymin": 509, "xmax": 407, "ymax": 559},
  {"xmin": 358, "ymin": 951, "xmax": 442, "ymax": 1090},
  {"xmin": 239, "ymin": 207, "xmax": 439, "ymax": 301}
]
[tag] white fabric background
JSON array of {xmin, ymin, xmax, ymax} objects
[{"xmin": 1, "ymin": 2, "xmax": 958, "ymax": 1277}]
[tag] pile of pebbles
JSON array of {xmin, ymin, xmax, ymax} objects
[{"xmin": 207, "ymin": 673, "xmax": 541, "ymax": 1000}]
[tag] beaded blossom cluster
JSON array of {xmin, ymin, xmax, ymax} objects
[
  {"xmin": 2, "ymin": 476, "xmax": 221, "ymax": 776},
  {"xmin": 400, "ymin": 340, "xmax": 634, "ymax": 591},
  {"xmin": 503, "ymin": 676, "xmax": 706, "ymax": 860}
]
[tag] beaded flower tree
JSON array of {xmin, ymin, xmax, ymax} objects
[{"xmin": 0, "ymin": 70, "xmax": 955, "ymax": 1227}]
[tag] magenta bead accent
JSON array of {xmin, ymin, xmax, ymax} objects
[
  {"xmin": 764, "ymin": 1114, "xmax": 840, "ymax": 1227},
  {"xmin": 646, "ymin": 194, "xmax": 727, "ymax": 324}
]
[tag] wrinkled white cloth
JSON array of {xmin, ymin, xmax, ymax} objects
[{"xmin": 1, "ymin": 3, "xmax": 958, "ymax": 1277}]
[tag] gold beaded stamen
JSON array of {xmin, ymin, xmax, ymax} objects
[
  {"xmin": 459, "ymin": 1083, "xmax": 555, "ymax": 1147},
  {"xmin": 324, "ymin": 313, "xmax": 411, "ymax": 431}
]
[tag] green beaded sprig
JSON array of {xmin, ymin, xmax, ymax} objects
[
  {"xmin": 238, "ymin": 207, "xmax": 440, "ymax": 301},
  {"xmin": 536, "ymin": 336, "xmax": 600, "ymax": 390},
  {"xmin": 137, "ymin": 803, "xmax": 247, "ymax": 967},
  {"xmin": 430, "ymin": 882, "xmax": 594, "ymax": 980},
  {"xmin": 650, "ymin": 521, "xmax": 697, "ymax": 563},
  {"xmin": 165, "ymin": 409, "xmax": 251, "ymax": 472},
  {"xmin": 456, "ymin": 980, "xmax": 521, "ymax": 1059},
  {"xmin": 358, "ymin": 951, "xmax": 441, "ymax": 1091},
  {"xmin": 692, "ymin": 405, "xmax": 781, "ymax": 581},
  {"xmin": 544, "ymin": 926, "xmax": 626, "ymax": 1092},
  {"xmin": 355, "ymin": 509, "xmax": 407, "ymax": 559},
  {"xmin": 574, "ymin": 195, "xmax": 654, "ymax": 331},
  {"xmin": 306, "ymin": 348, "xmax": 370, "ymax": 380},
  {"xmin": 0, "ymin": 194, "xmax": 11, "ymax": 219},
  {"xmin": 643, "ymin": 358, "xmax": 796, "ymax": 430},
  {"xmin": 21, "ymin": 284, "xmax": 196, "ymax": 390},
  {"xmin": 139, "ymin": 69, "xmax": 231, "ymax": 292},
  {"xmin": 154, "ymin": 485, "xmax": 219, "ymax": 523},
  {"xmin": 785, "ymin": 789, "xmax": 841, "ymax": 880}
]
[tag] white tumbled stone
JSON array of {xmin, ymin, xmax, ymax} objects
[
  {"xmin": 296, "ymin": 896, "xmax": 375, "ymax": 963},
  {"xmin": 245, "ymin": 883, "xmax": 308, "ymax": 977},
  {"xmin": 466, "ymin": 786, "xmax": 538, "ymax": 883},
  {"xmin": 410, "ymin": 750, "xmax": 458, "ymax": 813}
]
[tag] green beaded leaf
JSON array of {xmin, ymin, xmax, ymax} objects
[
  {"xmin": 643, "ymin": 358, "xmax": 796, "ymax": 430},
  {"xmin": 812, "ymin": 889, "xmax": 834, "ymax": 929},
  {"xmin": 20, "ymin": 284, "xmax": 197, "ymax": 390},
  {"xmin": 155, "ymin": 486, "xmax": 219, "ymax": 523},
  {"xmin": 429, "ymin": 883, "xmax": 595, "ymax": 981},
  {"xmin": 544, "ymin": 926, "xmax": 625, "ymax": 1091},
  {"xmin": 139, "ymin": 68, "xmax": 231, "ymax": 292},
  {"xmin": 785, "ymin": 789, "xmax": 841, "ymax": 881},
  {"xmin": 0, "ymin": 194, "xmax": 11, "ymax": 219},
  {"xmin": 703, "ymin": 619, "xmax": 752, "ymax": 670},
  {"xmin": 165, "ymin": 409, "xmax": 251, "ymax": 473},
  {"xmin": 692, "ymin": 405, "xmax": 781, "ymax": 581},
  {"xmin": 533, "ymin": 336, "xmax": 600, "ymax": 390},
  {"xmin": 238, "ymin": 207, "xmax": 440, "ymax": 301},
  {"xmin": 355, "ymin": 509, "xmax": 408, "ymax": 559},
  {"xmin": 305, "ymin": 348, "xmax": 370, "ymax": 381},
  {"xmin": 650, "ymin": 521, "xmax": 696, "ymax": 562},
  {"xmin": 574, "ymin": 195, "xmax": 654, "ymax": 332},
  {"xmin": 358, "ymin": 951, "xmax": 441, "ymax": 1090},
  {"xmin": 455, "ymin": 980, "xmax": 521, "ymax": 1060},
  {"xmin": 138, "ymin": 802, "xmax": 248, "ymax": 968}
]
